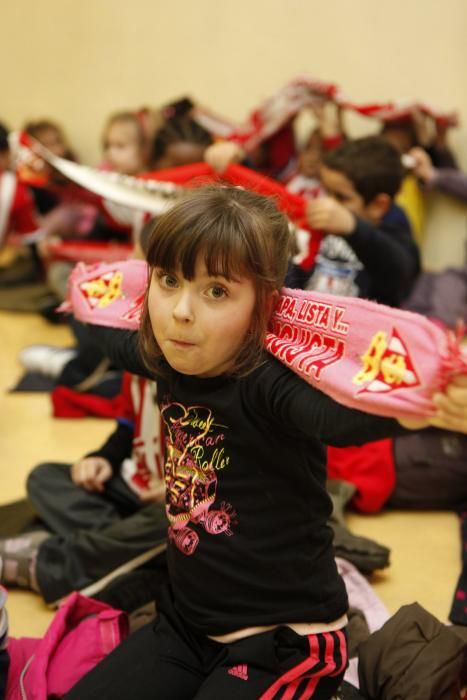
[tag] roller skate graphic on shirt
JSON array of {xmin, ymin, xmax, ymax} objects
[{"xmin": 162, "ymin": 402, "xmax": 236, "ymax": 555}]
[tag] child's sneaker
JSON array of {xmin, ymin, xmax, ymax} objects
[
  {"xmin": 0, "ymin": 531, "xmax": 50, "ymax": 592},
  {"xmin": 18, "ymin": 345, "xmax": 77, "ymax": 379}
]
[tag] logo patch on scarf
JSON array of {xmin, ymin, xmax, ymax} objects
[
  {"xmin": 353, "ymin": 328, "xmax": 420, "ymax": 393},
  {"xmin": 79, "ymin": 270, "xmax": 124, "ymax": 309}
]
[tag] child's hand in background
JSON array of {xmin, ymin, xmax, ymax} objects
[
  {"xmin": 204, "ymin": 141, "xmax": 245, "ymax": 172},
  {"xmin": 408, "ymin": 147, "xmax": 436, "ymax": 184},
  {"xmin": 399, "ymin": 375, "xmax": 467, "ymax": 433},
  {"xmin": 306, "ymin": 196, "xmax": 355, "ymax": 235},
  {"xmin": 71, "ymin": 457, "xmax": 112, "ymax": 492}
]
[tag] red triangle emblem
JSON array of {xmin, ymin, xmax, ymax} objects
[{"xmin": 353, "ymin": 328, "xmax": 420, "ymax": 394}]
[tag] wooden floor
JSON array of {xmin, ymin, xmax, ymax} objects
[
  {"xmin": 1, "ymin": 310, "xmax": 113, "ymax": 636},
  {"xmin": 0, "ymin": 310, "xmax": 461, "ymax": 637}
]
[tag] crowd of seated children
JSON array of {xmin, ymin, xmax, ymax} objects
[
  {"xmin": 1, "ymin": 82, "xmax": 467, "ymax": 699},
  {"xmin": 16, "ymin": 111, "xmax": 213, "ymax": 381}
]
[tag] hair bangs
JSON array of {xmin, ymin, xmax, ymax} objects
[{"xmin": 147, "ymin": 204, "xmax": 256, "ymax": 282}]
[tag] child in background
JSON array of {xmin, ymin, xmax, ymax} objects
[
  {"xmin": 380, "ymin": 112, "xmax": 458, "ymax": 245},
  {"xmin": 0, "ymin": 122, "xmax": 42, "ymax": 288},
  {"xmin": 97, "ymin": 110, "xmax": 155, "ymax": 241},
  {"xmin": 409, "ymin": 146, "xmax": 467, "ymax": 203},
  {"xmin": 21, "ymin": 118, "xmax": 104, "ymax": 247},
  {"xmin": 102, "ymin": 111, "xmax": 151, "ymax": 176},
  {"xmin": 21, "ymin": 118, "xmax": 87, "ymax": 220},
  {"xmin": 292, "ymin": 136, "xmax": 420, "ymax": 308},
  {"xmin": 286, "ymin": 100, "xmax": 345, "ymax": 199},
  {"xmin": 24, "ymin": 119, "xmax": 75, "ymax": 161},
  {"xmin": 0, "ymin": 123, "xmax": 39, "ymax": 245},
  {"xmin": 97, "ymin": 112, "xmax": 212, "ymax": 242},
  {"xmin": 285, "ymin": 129, "xmax": 324, "ymax": 199},
  {"xmin": 381, "ymin": 112, "xmax": 458, "ymax": 169},
  {"xmin": 151, "ymin": 115, "xmax": 213, "ymax": 170},
  {"xmin": 0, "ymin": 370, "xmax": 167, "ymax": 605},
  {"xmin": 63, "ymin": 185, "xmax": 467, "ymax": 700},
  {"xmin": 33, "ymin": 111, "xmax": 154, "ymax": 304},
  {"xmin": 205, "ymin": 99, "xmax": 344, "ymax": 188}
]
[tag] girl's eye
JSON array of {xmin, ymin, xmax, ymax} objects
[
  {"xmin": 157, "ymin": 271, "xmax": 178, "ymax": 289},
  {"xmin": 207, "ymin": 286, "xmax": 227, "ymax": 299}
]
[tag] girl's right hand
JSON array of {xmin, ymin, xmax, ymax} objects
[{"xmin": 71, "ymin": 457, "xmax": 113, "ymax": 492}]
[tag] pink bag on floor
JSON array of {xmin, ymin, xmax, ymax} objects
[{"xmin": 6, "ymin": 592, "xmax": 128, "ymax": 700}]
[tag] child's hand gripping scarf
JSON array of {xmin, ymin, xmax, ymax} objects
[{"xmin": 61, "ymin": 260, "xmax": 467, "ymax": 420}]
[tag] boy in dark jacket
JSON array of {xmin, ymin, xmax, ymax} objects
[{"xmin": 289, "ymin": 136, "xmax": 420, "ymax": 308}]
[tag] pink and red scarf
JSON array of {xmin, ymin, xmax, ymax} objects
[
  {"xmin": 192, "ymin": 76, "xmax": 458, "ymax": 152},
  {"xmin": 60, "ymin": 259, "xmax": 467, "ymax": 420}
]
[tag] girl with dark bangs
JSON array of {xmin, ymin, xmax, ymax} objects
[{"xmin": 65, "ymin": 185, "xmax": 467, "ymax": 700}]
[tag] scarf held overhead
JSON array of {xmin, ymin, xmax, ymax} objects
[{"xmin": 61, "ymin": 260, "xmax": 467, "ymax": 419}]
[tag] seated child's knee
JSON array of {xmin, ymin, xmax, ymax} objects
[{"xmin": 26, "ymin": 461, "xmax": 69, "ymax": 499}]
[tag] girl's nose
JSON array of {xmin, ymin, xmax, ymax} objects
[{"xmin": 172, "ymin": 291, "xmax": 194, "ymax": 322}]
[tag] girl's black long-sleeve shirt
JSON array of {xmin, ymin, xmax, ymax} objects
[{"xmin": 92, "ymin": 326, "xmax": 405, "ymax": 635}]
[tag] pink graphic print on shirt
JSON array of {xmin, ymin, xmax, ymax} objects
[{"xmin": 161, "ymin": 401, "xmax": 236, "ymax": 555}]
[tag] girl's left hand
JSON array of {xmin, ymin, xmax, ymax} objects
[
  {"xmin": 430, "ymin": 375, "xmax": 467, "ymax": 432},
  {"xmin": 398, "ymin": 376, "xmax": 467, "ymax": 433}
]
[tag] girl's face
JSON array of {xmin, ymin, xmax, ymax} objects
[
  {"xmin": 147, "ymin": 257, "xmax": 256, "ymax": 377},
  {"xmin": 104, "ymin": 121, "xmax": 144, "ymax": 175}
]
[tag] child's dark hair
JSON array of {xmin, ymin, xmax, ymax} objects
[
  {"xmin": 322, "ymin": 136, "xmax": 404, "ymax": 203},
  {"xmin": 151, "ymin": 116, "xmax": 212, "ymax": 166},
  {"xmin": 161, "ymin": 96, "xmax": 195, "ymax": 121},
  {"xmin": 139, "ymin": 185, "xmax": 293, "ymax": 377},
  {"xmin": 0, "ymin": 123, "xmax": 9, "ymax": 152},
  {"xmin": 24, "ymin": 119, "xmax": 75, "ymax": 160},
  {"xmin": 24, "ymin": 119, "xmax": 61, "ymax": 139},
  {"xmin": 381, "ymin": 119, "xmax": 418, "ymax": 151}
]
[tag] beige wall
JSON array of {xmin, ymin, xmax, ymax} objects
[{"xmin": 2, "ymin": 0, "xmax": 466, "ymax": 268}]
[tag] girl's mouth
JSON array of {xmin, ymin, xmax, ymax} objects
[{"xmin": 169, "ymin": 339, "xmax": 196, "ymax": 348}]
